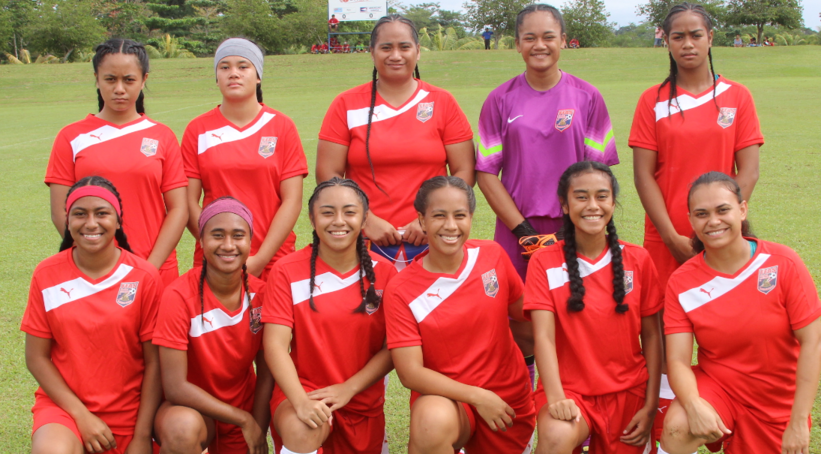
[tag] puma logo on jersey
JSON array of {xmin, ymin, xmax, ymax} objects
[
  {"xmin": 211, "ymin": 133, "xmax": 223, "ymax": 141},
  {"xmin": 313, "ymin": 282, "xmax": 323, "ymax": 293},
  {"xmin": 658, "ymin": 405, "xmax": 668, "ymax": 414},
  {"xmin": 700, "ymin": 288, "xmax": 714, "ymax": 298},
  {"xmin": 507, "ymin": 115, "xmax": 523, "ymax": 123},
  {"xmin": 202, "ymin": 316, "xmax": 214, "ymax": 327},
  {"xmin": 89, "ymin": 134, "xmax": 102, "ymax": 141},
  {"xmin": 60, "ymin": 288, "xmax": 73, "ymax": 298},
  {"xmin": 426, "ymin": 289, "xmax": 442, "ymax": 299},
  {"xmin": 562, "ymin": 266, "xmax": 568, "ymax": 272}
]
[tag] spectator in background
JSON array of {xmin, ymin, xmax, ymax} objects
[
  {"xmin": 329, "ymin": 14, "xmax": 339, "ymax": 32},
  {"xmin": 654, "ymin": 26, "xmax": 664, "ymax": 47},
  {"xmin": 343, "ymin": 42, "xmax": 351, "ymax": 53},
  {"xmin": 321, "ymin": 42, "xmax": 329, "ymax": 53},
  {"xmin": 482, "ymin": 27, "xmax": 494, "ymax": 49},
  {"xmin": 311, "ymin": 43, "xmax": 319, "ymax": 54},
  {"xmin": 734, "ymin": 34, "xmax": 743, "ymax": 47},
  {"xmin": 748, "ymin": 37, "xmax": 758, "ymax": 46},
  {"xmin": 569, "ymin": 37, "xmax": 580, "ymax": 48}
]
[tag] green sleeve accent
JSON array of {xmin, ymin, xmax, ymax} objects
[
  {"xmin": 584, "ymin": 129, "xmax": 615, "ymax": 153},
  {"xmin": 478, "ymin": 142, "xmax": 503, "ymax": 158}
]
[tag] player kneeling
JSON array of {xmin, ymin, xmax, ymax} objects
[
  {"xmin": 526, "ymin": 161, "xmax": 663, "ymax": 454},
  {"xmin": 153, "ymin": 197, "xmax": 272, "ymax": 454},
  {"xmin": 661, "ymin": 172, "xmax": 821, "ymax": 454},
  {"xmin": 384, "ymin": 176, "xmax": 536, "ymax": 454},
  {"xmin": 263, "ymin": 178, "xmax": 397, "ymax": 454}
]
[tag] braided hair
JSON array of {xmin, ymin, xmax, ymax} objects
[
  {"xmin": 365, "ymin": 14, "xmax": 421, "ymax": 197},
  {"xmin": 92, "ymin": 38, "xmax": 150, "ymax": 114},
  {"xmin": 687, "ymin": 171, "xmax": 755, "ymax": 254},
  {"xmin": 557, "ymin": 162, "xmax": 627, "ymax": 314},
  {"xmin": 515, "ymin": 3, "xmax": 566, "ymax": 39},
  {"xmin": 657, "ymin": 3, "xmax": 718, "ymax": 118},
  {"xmin": 307, "ymin": 177, "xmax": 379, "ymax": 314},
  {"xmin": 60, "ymin": 176, "xmax": 133, "ymax": 253}
]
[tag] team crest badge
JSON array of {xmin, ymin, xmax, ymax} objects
[
  {"xmin": 416, "ymin": 102, "xmax": 434, "ymax": 123},
  {"xmin": 258, "ymin": 136, "xmax": 277, "ymax": 158},
  {"xmin": 116, "ymin": 282, "xmax": 138, "ymax": 307},
  {"xmin": 140, "ymin": 138, "xmax": 158, "ymax": 157},
  {"xmin": 482, "ymin": 269, "xmax": 499, "ymax": 298},
  {"xmin": 366, "ymin": 290, "xmax": 383, "ymax": 315},
  {"xmin": 249, "ymin": 306, "xmax": 263, "ymax": 334},
  {"xmin": 717, "ymin": 107, "xmax": 737, "ymax": 129},
  {"xmin": 555, "ymin": 109, "xmax": 575, "ymax": 132},
  {"xmin": 623, "ymin": 270, "xmax": 634, "ymax": 295},
  {"xmin": 757, "ymin": 266, "xmax": 778, "ymax": 295}
]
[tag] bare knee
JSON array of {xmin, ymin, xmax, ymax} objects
[
  {"xmin": 409, "ymin": 396, "xmax": 461, "ymax": 451},
  {"xmin": 535, "ymin": 408, "xmax": 583, "ymax": 454},
  {"xmin": 156, "ymin": 407, "xmax": 208, "ymax": 454},
  {"xmin": 661, "ymin": 403, "xmax": 698, "ymax": 454},
  {"xmin": 32, "ymin": 424, "xmax": 83, "ymax": 454},
  {"xmin": 275, "ymin": 401, "xmax": 328, "ymax": 452}
]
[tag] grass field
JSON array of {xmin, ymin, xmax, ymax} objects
[{"xmin": 1, "ymin": 46, "xmax": 820, "ymax": 452}]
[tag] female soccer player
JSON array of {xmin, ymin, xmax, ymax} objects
[
  {"xmin": 46, "ymin": 38, "xmax": 188, "ymax": 286},
  {"xmin": 263, "ymin": 177, "xmax": 397, "ymax": 454},
  {"xmin": 661, "ymin": 172, "xmax": 821, "ymax": 454},
  {"xmin": 183, "ymin": 38, "xmax": 307, "ymax": 280},
  {"xmin": 384, "ymin": 176, "xmax": 536, "ymax": 454},
  {"xmin": 152, "ymin": 196, "xmax": 272, "ymax": 454},
  {"xmin": 629, "ymin": 4, "xmax": 763, "ymax": 437},
  {"xmin": 316, "ymin": 14, "xmax": 475, "ymax": 270},
  {"xmin": 23, "ymin": 176, "xmax": 162, "ymax": 454},
  {"xmin": 524, "ymin": 162, "xmax": 662, "ymax": 454}
]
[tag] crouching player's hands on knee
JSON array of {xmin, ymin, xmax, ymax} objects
[
  {"xmin": 295, "ymin": 398, "xmax": 332, "ymax": 429},
  {"xmin": 76, "ymin": 411, "xmax": 117, "ymax": 453},
  {"xmin": 307, "ymin": 383, "xmax": 355, "ymax": 412},
  {"xmin": 620, "ymin": 405, "xmax": 654, "ymax": 446},
  {"xmin": 473, "ymin": 388, "xmax": 515, "ymax": 432},
  {"xmin": 684, "ymin": 397, "xmax": 731, "ymax": 442},
  {"xmin": 548, "ymin": 398, "xmax": 581, "ymax": 422},
  {"xmin": 781, "ymin": 418, "xmax": 810, "ymax": 454},
  {"xmin": 240, "ymin": 412, "xmax": 269, "ymax": 454}
]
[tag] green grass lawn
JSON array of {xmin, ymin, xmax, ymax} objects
[{"xmin": 1, "ymin": 45, "xmax": 820, "ymax": 452}]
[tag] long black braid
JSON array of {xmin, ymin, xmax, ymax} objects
[
  {"xmin": 365, "ymin": 14, "xmax": 421, "ymax": 197},
  {"xmin": 657, "ymin": 2, "xmax": 719, "ymax": 119},
  {"xmin": 199, "ymin": 259, "xmax": 208, "ymax": 326},
  {"xmin": 92, "ymin": 38, "xmax": 150, "ymax": 114},
  {"xmin": 307, "ymin": 177, "xmax": 379, "ymax": 313},
  {"xmin": 241, "ymin": 263, "xmax": 253, "ymax": 328},
  {"xmin": 60, "ymin": 176, "xmax": 133, "ymax": 253},
  {"xmin": 557, "ymin": 161, "xmax": 626, "ymax": 314}
]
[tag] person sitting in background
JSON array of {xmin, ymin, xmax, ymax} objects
[
  {"xmin": 321, "ymin": 42, "xmax": 329, "ymax": 53},
  {"xmin": 311, "ymin": 43, "xmax": 319, "ymax": 54},
  {"xmin": 733, "ymin": 34, "xmax": 743, "ymax": 47},
  {"xmin": 343, "ymin": 42, "xmax": 351, "ymax": 53},
  {"xmin": 569, "ymin": 37, "xmax": 580, "ymax": 48},
  {"xmin": 328, "ymin": 14, "xmax": 339, "ymax": 32},
  {"xmin": 748, "ymin": 37, "xmax": 758, "ymax": 46}
]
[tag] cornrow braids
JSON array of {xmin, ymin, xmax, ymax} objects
[
  {"xmin": 354, "ymin": 234, "xmax": 380, "ymax": 314},
  {"xmin": 364, "ymin": 67, "xmax": 387, "ymax": 197},
  {"xmin": 414, "ymin": 176, "xmax": 476, "ymax": 215},
  {"xmin": 708, "ymin": 49, "xmax": 718, "ymax": 110},
  {"xmin": 60, "ymin": 176, "xmax": 133, "ymax": 253},
  {"xmin": 607, "ymin": 219, "xmax": 628, "ymax": 314},
  {"xmin": 308, "ymin": 230, "xmax": 321, "ymax": 312},
  {"xmin": 242, "ymin": 263, "xmax": 253, "ymax": 328},
  {"xmin": 93, "ymin": 38, "xmax": 150, "ymax": 114},
  {"xmin": 560, "ymin": 215, "xmax": 586, "ymax": 312},
  {"xmin": 199, "ymin": 259, "xmax": 208, "ymax": 326}
]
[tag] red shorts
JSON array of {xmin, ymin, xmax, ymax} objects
[
  {"xmin": 206, "ymin": 420, "xmax": 248, "ymax": 454},
  {"xmin": 643, "ymin": 239, "xmax": 680, "ymax": 291},
  {"xmin": 410, "ymin": 391, "xmax": 536, "ymax": 454},
  {"xmin": 535, "ymin": 382, "xmax": 653, "ymax": 454},
  {"xmin": 32, "ymin": 397, "xmax": 133, "ymax": 453},
  {"xmin": 271, "ymin": 386, "xmax": 387, "ymax": 454},
  {"xmin": 690, "ymin": 367, "xmax": 810, "ymax": 454}
]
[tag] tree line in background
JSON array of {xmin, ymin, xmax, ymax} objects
[{"xmin": 0, "ymin": 0, "xmax": 817, "ymax": 63}]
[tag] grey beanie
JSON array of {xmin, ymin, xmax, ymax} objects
[{"xmin": 214, "ymin": 38, "xmax": 264, "ymax": 80}]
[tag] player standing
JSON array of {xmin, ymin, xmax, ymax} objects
[
  {"xmin": 46, "ymin": 38, "xmax": 188, "ymax": 287},
  {"xmin": 524, "ymin": 162, "xmax": 662, "ymax": 454},
  {"xmin": 475, "ymin": 3, "xmax": 619, "ymax": 389},
  {"xmin": 629, "ymin": 4, "xmax": 763, "ymax": 442},
  {"xmin": 183, "ymin": 38, "xmax": 308, "ymax": 281},
  {"xmin": 316, "ymin": 14, "xmax": 475, "ymax": 271},
  {"xmin": 263, "ymin": 178, "xmax": 397, "ymax": 454},
  {"xmin": 23, "ymin": 176, "xmax": 162, "ymax": 454},
  {"xmin": 152, "ymin": 197, "xmax": 272, "ymax": 454},
  {"xmin": 384, "ymin": 176, "xmax": 536, "ymax": 454},
  {"xmin": 661, "ymin": 172, "xmax": 821, "ymax": 454}
]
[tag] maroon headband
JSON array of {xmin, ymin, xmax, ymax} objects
[
  {"xmin": 66, "ymin": 186, "xmax": 121, "ymax": 217},
  {"xmin": 198, "ymin": 197, "xmax": 254, "ymax": 237}
]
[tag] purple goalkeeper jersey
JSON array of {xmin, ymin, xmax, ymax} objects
[{"xmin": 475, "ymin": 72, "xmax": 619, "ymax": 219}]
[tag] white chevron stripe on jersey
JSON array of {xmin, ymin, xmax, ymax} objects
[
  {"xmin": 42, "ymin": 264, "xmax": 135, "ymax": 312},
  {"xmin": 678, "ymin": 253, "xmax": 770, "ymax": 313},
  {"xmin": 409, "ymin": 247, "xmax": 479, "ymax": 323},
  {"xmin": 346, "ymin": 90, "xmax": 430, "ymax": 129},
  {"xmin": 545, "ymin": 246, "xmax": 624, "ymax": 290},
  {"xmin": 654, "ymin": 82, "xmax": 732, "ymax": 121},
  {"xmin": 189, "ymin": 292, "xmax": 256, "ymax": 337},
  {"xmin": 197, "ymin": 112, "xmax": 276, "ymax": 154},
  {"xmin": 290, "ymin": 261, "xmax": 380, "ymax": 305},
  {"xmin": 70, "ymin": 120, "xmax": 157, "ymax": 161}
]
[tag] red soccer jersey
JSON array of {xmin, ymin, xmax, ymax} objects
[
  {"xmin": 384, "ymin": 240, "xmax": 531, "ymax": 408},
  {"xmin": 524, "ymin": 241, "xmax": 663, "ymax": 396},
  {"xmin": 45, "ymin": 115, "xmax": 187, "ymax": 270},
  {"xmin": 665, "ymin": 239, "xmax": 821, "ymax": 423},
  {"xmin": 319, "ymin": 80, "xmax": 474, "ymax": 228},
  {"xmin": 628, "ymin": 77, "xmax": 763, "ymax": 242},
  {"xmin": 262, "ymin": 246, "xmax": 397, "ymax": 416},
  {"xmin": 20, "ymin": 248, "xmax": 161, "ymax": 434},
  {"xmin": 153, "ymin": 268, "xmax": 266, "ymax": 409},
  {"xmin": 182, "ymin": 105, "xmax": 308, "ymax": 273}
]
